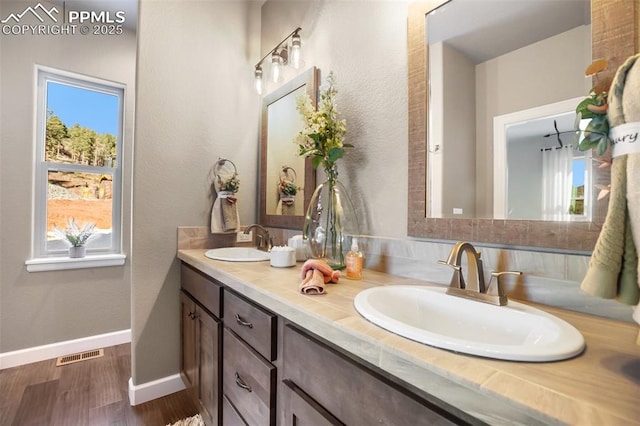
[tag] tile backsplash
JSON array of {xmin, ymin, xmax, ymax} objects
[
  {"xmin": 178, "ymin": 226, "xmax": 634, "ymax": 323},
  {"xmin": 356, "ymin": 235, "xmax": 633, "ymax": 323}
]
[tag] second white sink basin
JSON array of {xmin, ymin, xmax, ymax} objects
[
  {"xmin": 354, "ymin": 285, "xmax": 585, "ymax": 362},
  {"xmin": 205, "ymin": 247, "xmax": 270, "ymax": 262}
]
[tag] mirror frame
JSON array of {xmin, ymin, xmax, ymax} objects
[
  {"xmin": 260, "ymin": 66, "xmax": 319, "ymax": 229},
  {"xmin": 407, "ymin": 0, "xmax": 639, "ymax": 252}
]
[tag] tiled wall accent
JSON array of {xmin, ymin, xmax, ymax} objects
[
  {"xmin": 177, "ymin": 226, "xmax": 299, "ymax": 250},
  {"xmin": 177, "ymin": 226, "xmax": 241, "ymax": 249},
  {"xmin": 358, "ymin": 236, "xmax": 633, "ymax": 323},
  {"xmin": 178, "ymin": 226, "xmax": 634, "ymax": 323}
]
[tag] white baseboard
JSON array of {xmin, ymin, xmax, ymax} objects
[
  {"xmin": 0, "ymin": 329, "xmax": 131, "ymax": 370},
  {"xmin": 128, "ymin": 374, "xmax": 186, "ymax": 405}
]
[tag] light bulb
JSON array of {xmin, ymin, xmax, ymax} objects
[
  {"xmin": 254, "ymin": 67, "xmax": 263, "ymax": 95},
  {"xmin": 271, "ymin": 52, "xmax": 283, "ymax": 83},
  {"xmin": 291, "ymin": 33, "xmax": 302, "ymax": 69}
]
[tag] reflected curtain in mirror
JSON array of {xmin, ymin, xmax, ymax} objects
[{"xmin": 542, "ymin": 146, "xmax": 574, "ymax": 221}]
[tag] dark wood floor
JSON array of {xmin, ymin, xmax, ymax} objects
[{"xmin": 0, "ymin": 343, "xmax": 199, "ymax": 426}]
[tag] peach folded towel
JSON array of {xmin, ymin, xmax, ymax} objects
[{"xmin": 299, "ymin": 259, "xmax": 340, "ymax": 295}]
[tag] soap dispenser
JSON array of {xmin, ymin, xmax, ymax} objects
[{"xmin": 346, "ymin": 237, "xmax": 363, "ymax": 280}]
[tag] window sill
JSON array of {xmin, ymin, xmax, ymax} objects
[{"xmin": 25, "ymin": 254, "xmax": 126, "ymax": 272}]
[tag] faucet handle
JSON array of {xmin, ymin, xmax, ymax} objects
[
  {"xmin": 438, "ymin": 260, "xmax": 464, "ymax": 289},
  {"xmin": 437, "ymin": 260, "xmax": 461, "ymax": 270},
  {"xmin": 256, "ymin": 233, "xmax": 273, "ymax": 252},
  {"xmin": 487, "ymin": 271, "xmax": 522, "ymax": 306}
]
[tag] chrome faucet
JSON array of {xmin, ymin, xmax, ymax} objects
[
  {"xmin": 438, "ymin": 242, "xmax": 486, "ymax": 292},
  {"xmin": 243, "ymin": 224, "xmax": 273, "ymax": 252},
  {"xmin": 438, "ymin": 242, "xmax": 522, "ymax": 306}
]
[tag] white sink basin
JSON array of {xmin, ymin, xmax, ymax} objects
[
  {"xmin": 354, "ymin": 285, "xmax": 585, "ymax": 362},
  {"xmin": 204, "ymin": 247, "xmax": 270, "ymax": 262}
]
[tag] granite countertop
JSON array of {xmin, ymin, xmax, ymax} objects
[{"xmin": 177, "ymin": 249, "xmax": 640, "ymax": 425}]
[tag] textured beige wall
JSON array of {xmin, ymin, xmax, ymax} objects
[
  {"xmin": 131, "ymin": 0, "xmax": 261, "ymax": 384},
  {"xmin": 261, "ymin": 0, "xmax": 410, "ymax": 238},
  {"xmin": 0, "ymin": 0, "xmax": 135, "ymax": 353}
]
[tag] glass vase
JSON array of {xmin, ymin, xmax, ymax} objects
[{"xmin": 303, "ymin": 164, "xmax": 359, "ymax": 270}]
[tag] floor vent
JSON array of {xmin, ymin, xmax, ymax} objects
[{"xmin": 56, "ymin": 348, "xmax": 104, "ymax": 366}]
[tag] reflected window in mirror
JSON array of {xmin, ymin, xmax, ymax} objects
[
  {"xmin": 494, "ymin": 99, "xmax": 594, "ymax": 222},
  {"xmin": 260, "ymin": 67, "xmax": 318, "ymax": 229}
]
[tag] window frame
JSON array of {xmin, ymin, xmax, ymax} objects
[{"xmin": 32, "ymin": 66, "xmax": 125, "ymax": 260}]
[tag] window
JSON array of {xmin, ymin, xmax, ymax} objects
[
  {"xmin": 568, "ymin": 151, "xmax": 592, "ymax": 221},
  {"xmin": 32, "ymin": 67, "xmax": 124, "ymax": 261},
  {"xmin": 568, "ymin": 119, "xmax": 593, "ymax": 222}
]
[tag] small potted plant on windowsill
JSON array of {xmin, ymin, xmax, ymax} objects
[{"xmin": 53, "ymin": 218, "xmax": 97, "ymax": 258}]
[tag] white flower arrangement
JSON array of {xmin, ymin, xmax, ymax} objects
[
  {"xmin": 295, "ymin": 71, "xmax": 351, "ymax": 172},
  {"xmin": 53, "ymin": 218, "xmax": 97, "ymax": 247}
]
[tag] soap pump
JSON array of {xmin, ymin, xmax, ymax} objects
[{"xmin": 346, "ymin": 237, "xmax": 363, "ymax": 280}]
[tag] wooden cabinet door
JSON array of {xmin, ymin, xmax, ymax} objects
[
  {"xmin": 281, "ymin": 380, "xmax": 344, "ymax": 426},
  {"xmin": 180, "ymin": 291, "xmax": 197, "ymax": 392},
  {"xmin": 181, "ymin": 289, "xmax": 222, "ymax": 426},
  {"xmin": 196, "ymin": 305, "xmax": 222, "ymax": 426}
]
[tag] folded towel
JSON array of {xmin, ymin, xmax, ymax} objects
[
  {"xmin": 581, "ymin": 53, "xmax": 640, "ymax": 312},
  {"xmin": 612, "ymin": 54, "xmax": 640, "ymax": 308},
  {"xmin": 581, "ymin": 156, "xmax": 628, "ymax": 299},
  {"xmin": 299, "ymin": 259, "xmax": 341, "ymax": 295},
  {"xmin": 281, "ymin": 197, "xmax": 295, "ymax": 216},
  {"xmin": 221, "ymin": 197, "xmax": 238, "ymax": 231},
  {"xmin": 300, "ymin": 269, "xmax": 327, "ymax": 295},
  {"xmin": 619, "ymin": 214, "xmax": 639, "ymax": 305},
  {"xmin": 211, "ymin": 191, "xmax": 239, "ymax": 233}
]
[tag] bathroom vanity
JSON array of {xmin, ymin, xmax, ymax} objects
[{"xmin": 178, "ymin": 249, "xmax": 640, "ymax": 425}]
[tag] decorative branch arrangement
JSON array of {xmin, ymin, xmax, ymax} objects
[{"xmin": 53, "ymin": 218, "xmax": 96, "ymax": 247}]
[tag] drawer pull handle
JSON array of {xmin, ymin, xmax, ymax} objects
[
  {"xmin": 234, "ymin": 372, "xmax": 252, "ymax": 392},
  {"xmin": 235, "ymin": 314, "xmax": 253, "ymax": 329},
  {"xmin": 188, "ymin": 312, "xmax": 199, "ymax": 320}
]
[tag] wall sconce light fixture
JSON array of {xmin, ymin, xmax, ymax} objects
[
  {"xmin": 254, "ymin": 66, "xmax": 264, "ymax": 95},
  {"xmin": 254, "ymin": 27, "xmax": 302, "ymax": 94}
]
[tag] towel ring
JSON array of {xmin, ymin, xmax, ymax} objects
[
  {"xmin": 279, "ymin": 165, "xmax": 297, "ymax": 183},
  {"xmin": 214, "ymin": 158, "xmax": 239, "ymax": 192},
  {"xmin": 214, "ymin": 158, "xmax": 237, "ymax": 179}
]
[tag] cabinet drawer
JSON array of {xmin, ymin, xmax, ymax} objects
[
  {"xmin": 282, "ymin": 324, "xmax": 460, "ymax": 425},
  {"xmin": 181, "ymin": 263, "xmax": 222, "ymax": 317},
  {"xmin": 223, "ymin": 328, "xmax": 276, "ymax": 426},
  {"xmin": 222, "ymin": 395, "xmax": 248, "ymax": 426},
  {"xmin": 223, "ymin": 290, "xmax": 277, "ymax": 361}
]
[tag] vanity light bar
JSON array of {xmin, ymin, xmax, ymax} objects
[{"xmin": 254, "ymin": 27, "xmax": 302, "ymax": 94}]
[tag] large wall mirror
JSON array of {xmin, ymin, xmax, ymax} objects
[
  {"xmin": 408, "ymin": 0, "xmax": 639, "ymax": 252},
  {"xmin": 260, "ymin": 67, "xmax": 318, "ymax": 229}
]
